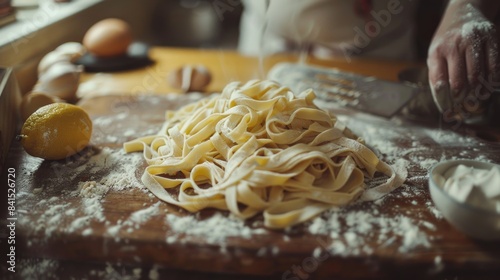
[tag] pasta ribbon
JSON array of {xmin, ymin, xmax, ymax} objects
[{"xmin": 124, "ymin": 80, "xmax": 405, "ymax": 229}]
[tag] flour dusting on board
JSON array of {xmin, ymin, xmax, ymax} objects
[
  {"xmin": 308, "ymin": 208, "xmax": 432, "ymax": 255},
  {"xmin": 18, "ymin": 147, "xmax": 145, "ymax": 239},
  {"xmin": 16, "ymin": 122, "xmax": 443, "ymax": 260},
  {"xmin": 13, "ymin": 259, "xmax": 160, "ymax": 280},
  {"xmin": 165, "ymin": 212, "xmax": 267, "ymax": 246},
  {"xmin": 15, "ymin": 94, "xmax": 498, "ymax": 278}
]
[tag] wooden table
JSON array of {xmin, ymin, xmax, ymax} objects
[
  {"xmin": 3, "ymin": 47, "xmax": 500, "ymax": 280},
  {"xmin": 77, "ymin": 47, "xmax": 419, "ymax": 97}
]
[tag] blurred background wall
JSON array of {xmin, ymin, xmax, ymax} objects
[
  {"xmin": 1, "ymin": 0, "xmax": 448, "ymax": 95},
  {"xmin": 149, "ymin": 0, "xmax": 243, "ymax": 49},
  {"xmin": 148, "ymin": 0, "xmax": 445, "ymax": 60}
]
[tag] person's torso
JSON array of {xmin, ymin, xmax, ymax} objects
[{"xmin": 250, "ymin": 0, "xmax": 419, "ymax": 60}]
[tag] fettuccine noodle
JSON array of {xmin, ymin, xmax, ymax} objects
[{"xmin": 124, "ymin": 80, "xmax": 405, "ymax": 229}]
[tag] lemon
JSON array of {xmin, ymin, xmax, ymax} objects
[{"xmin": 20, "ymin": 103, "xmax": 93, "ymax": 160}]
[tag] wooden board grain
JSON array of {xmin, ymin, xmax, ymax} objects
[{"xmin": 3, "ymin": 94, "xmax": 500, "ymax": 279}]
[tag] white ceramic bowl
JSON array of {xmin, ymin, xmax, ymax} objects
[{"xmin": 429, "ymin": 159, "xmax": 500, "ymax": 240}]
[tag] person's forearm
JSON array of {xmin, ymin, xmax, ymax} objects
[{"xmin": 445, "ymin": 0, "xmax": 500, "ymax": 21}]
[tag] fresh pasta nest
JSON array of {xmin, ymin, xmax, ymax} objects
[{"xmin": 124, "ymin": 80, "xmax": 405, "ymax": 228}]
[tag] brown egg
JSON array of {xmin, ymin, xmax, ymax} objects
[
  {"xmin": 20, "ymin": 92, "xmax": 63, "ymax": 121},
  {"xmin": 168, "ymin": 65, "xmax": 212, "ymax": 92},
  {"xmin": 83, "ymin": 18, "xmax": 133, "ymax": 57}
]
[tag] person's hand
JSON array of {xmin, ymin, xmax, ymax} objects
[{"xmin": 427, "ymin": 1, "xmax": 499, "ymax": 118}]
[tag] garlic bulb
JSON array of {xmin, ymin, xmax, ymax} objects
[
  {"xmin": 20, "ymin": 92, "xmax": 63, "ymax": 121},
  {"xmin": 38, "ymin": 51, "xmax": 71, "ymax": 76},
  {"xmin": 38, "ymin": 42, "xmax": 85, "ymax": 76},
  {"xmin": 55, "ymin": 42, "xmax": 86, "ymax": 59},
  {"xmin": 34, "ymin": 63, "xmax": 83, "ymax": 101},
  {"xmin": 168, "ymin": 65, "xmax": 212, "ymax": 92}
]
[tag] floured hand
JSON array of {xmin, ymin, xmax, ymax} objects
[{"xmin": 427, "ymin": 0, "xmax": 500, "ymax": 117}]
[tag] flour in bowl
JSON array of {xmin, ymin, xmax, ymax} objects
[{"xmin": 435, "ymin": 164, "xmax": 500, "ymax": 213}]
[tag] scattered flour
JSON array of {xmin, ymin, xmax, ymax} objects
[
  {"xmin": 16, "ymin": 259, "xmax": 59, "ymax": 280},
  {"xmin": 78, "ymin": 181, "xmax": 110, "ymax": 198},
  {"xmin": 308, "ymin": 208, "xmax": 432, "ymax": 255},
  {"xmin": 19, "ymin": 147, "xmax": 145, "ymax": 239},
  {"xmin": 76, "ymin": 147, "xmax": 145, "ymax": 191},
  {"xmin": 427, "ymin": 201, "xmax": 443, "ymax": 219},
  {"xmin": 64, "ymin": 196, "xmax": 105, "ymax": 234},
  {"xmin": 17, "ymin": 95, "xmax": 495, "ymax": 278},
  {"xmin": 414, "ymin": 158, "xmax": 439, "ymax": 171},
  {"xmin": 332, "ymin": 111, "xmax": 491, "ymax": 174},
  {"xmin": 92, "ymin": 112, "xmax": 129, "ymax": 127},
  {"xmin": 13, "ymin": 259, "xmax": 163, "ymax": 280},
  {"xmin": 45, "ymin": 147, "xmax": 145, "ymax": 190},
  {"xmin": 165, "ymin": 212, "xmax": 267, "ymax": 246},
  {"xmin": 424, "ymin": 129, "xmax": 478, "ymax": 146},
  {"xmin": 127, "ymin": 202, "xmax": 162, "ymax": 225}
]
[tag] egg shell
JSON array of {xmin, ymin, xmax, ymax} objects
[{"xmin": 83, "ymin": 18, "xmax": 133, "ymax": 57}]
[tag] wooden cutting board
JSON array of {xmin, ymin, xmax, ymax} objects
[{"xmin": 4, "ymin": 93, "xmax": 500, "ymax": 279}]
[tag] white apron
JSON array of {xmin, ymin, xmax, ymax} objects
[{"xmin": 238, "ymin": 0, "xmax": 419, "ymax": 61}]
